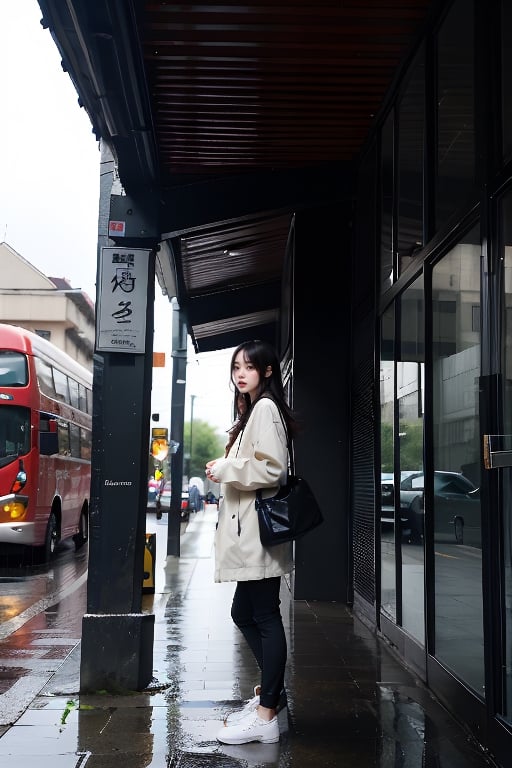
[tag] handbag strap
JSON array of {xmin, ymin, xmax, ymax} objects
[
  {"xmin": 274, "ymin": 403, "xmax": 295, "ymax": 476},
  {"xmin": 235, "ymin": 397, "xmax": 294, "ymax": 473},
  {"xmin": 235, "ymin": 400, "xmax": 294, "ymax": 517}
]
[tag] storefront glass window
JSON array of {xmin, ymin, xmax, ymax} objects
[
  {"xmin": 499, "ymin": 190, "xmax": 512, "ymax": 719},
  {"xmin": 398, "ymin": 276, "xmax": 425, "ymax": 643},
  {"xmin": 436, "ymin": 0, "xmax": 475, "ymax": 232},
  {"xmin": 397, "ymin": 49, "xmax": 425, "ymax": 276},
  {"xmin": 381, "ymin": 111, "xmax": 394, "ymax": 294},
  {"xmin": 432, "ymin": 224, "xmax": 484, "ymax": 697},
  {"xmin": 380, "ymin": 305, "xmax": 396, "ymax": 620},
  {"xmin": 502, "ymin": 1, "xmax": 512, "ymax": 161}
]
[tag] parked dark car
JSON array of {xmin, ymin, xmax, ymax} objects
[
  {"xmin": 409, "ymin": 470, "xmax": 480, "ymax": 547},
  {"xmin": 381, "ymin": 471, "xmax": 424, "ymax": 543},
  {"xmin": 381, "ymin": 470, "xmax": 480, "ymax": 546}
]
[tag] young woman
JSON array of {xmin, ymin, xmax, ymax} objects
[{"xmin": 206, "ymin": 339, "xmax": 297, "ymax": 745}]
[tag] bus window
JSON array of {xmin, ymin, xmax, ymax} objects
[
  {"xmin": 80, "ymin": 427, "xmax": 92, "ymax": 460},
  {"xmin": 68, "ymin": 377, "xmax": 80, "ymax": 408},
  {"xmin": 35, "ymin": 358, "xmax": 56, "ymax": 398},
  {"xmin": 78, "ymin": 383, "xmax": 88, "ymax": 413},
  {"xmin": 53, "ymin": 368, "xmax": 69, "ymax": 403},
  {"xmin": 40, "ymin": 431, "xmax": 58, "ymax": 455},
  {"xmin": 39, "ymin": 413, "xmax": 58, "ymax": 455},
  {"xmin": 70, "ymin": 423, "xmax": 80, "ymax": 457},
  {"xmin": 40, "ymin": 413, "xmax": 57, "ymax": 432},
  {"xmin": 57, "ymin": 419, "xmax": 70, "ymax": 455},
  {"xmin": 0, "ymin": 351, "xmax": 28, "ymax": 387},
  {"xmin": 0, "ymin": 405, "xmax": 30, "ymax": 463}
]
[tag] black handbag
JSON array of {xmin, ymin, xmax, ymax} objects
[{"xmin": 255, "ymin": 410, "xmax": 323, "ymax": 546}]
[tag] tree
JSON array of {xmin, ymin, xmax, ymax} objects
[
  {"xmin": 380, "ymin": 420, "xmax": 423, "ymax": 473},
  {"xmin": 380, "ymin": 422, "xmax": 394, "ymax": 472},
  {"xmin": 183, "ymin": 419, "xmax": 226, "ymax": 479},
  {"xmin": 398, "ymin": 421, "xmax": 423, "ymax": 470}
]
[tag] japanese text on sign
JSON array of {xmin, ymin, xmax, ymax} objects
[{"xmin": 96, "ymin": 247, "xmax": 150, "ymax": 354}]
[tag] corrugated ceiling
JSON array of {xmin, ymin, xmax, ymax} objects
[
  {"xmin": 36, "ymin": 0, "xmax": 434, "ymax": 351},
  {"xmin": 143, "ymin": 1, "xmax": 431, "ymax": 174}
]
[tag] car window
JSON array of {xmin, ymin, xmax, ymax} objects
[
  {"xmin": 410, "ymin": 475, "xmax": 424, "ymax": 490},
  {"xmin": 400, "ymin": 471, "xmax": 476, "ymax": 495},
  {"xmin": 446, "ymin": 477, "xmax": 472, "ymax": 495},
  {"xmin": 433, "ymin": 475, "xmax": 447, "ymax": 492},
  {"xmin": 443, "ymin": 481, "xmax": 461, "ymax": 494},
  {"xmin": 433, "ymin": 473, "xmax": 477, "ymax": 494}
]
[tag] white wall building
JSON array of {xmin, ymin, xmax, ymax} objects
[{"xmin": 0, "ymin": 242, "xmax": 95, "ymax": 370}]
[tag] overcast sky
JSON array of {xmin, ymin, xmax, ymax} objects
[{"xmin": 1, "ymin": 0, "xmax": 234, "ymax": 436}]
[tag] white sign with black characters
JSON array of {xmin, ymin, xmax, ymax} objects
[{"xmin": 97, "ymin": 247, "xmax": 150, "ymax": 353}]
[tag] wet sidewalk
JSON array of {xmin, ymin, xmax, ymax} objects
[{"xmin": 0, "ymin": 505, "xmax": 498, "ymax": 767}]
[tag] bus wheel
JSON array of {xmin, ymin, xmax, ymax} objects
[
  {"xmin": 74, "ymin": 510, "xmax": 89, "ymax": 551},
  {"xmin": 39, "ymin": 511, "xmax": 58, "ymax": 563}
]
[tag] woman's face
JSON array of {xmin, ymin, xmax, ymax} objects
[{"xmin": 232, "ymin": 349, "xmax": 262, "ymax": 402}]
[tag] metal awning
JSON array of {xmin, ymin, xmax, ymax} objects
[{"xmin": 36, "ymin": 0, "xmax": 433, "ymax": 352}]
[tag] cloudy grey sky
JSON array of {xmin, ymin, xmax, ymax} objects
[
  {"xmin": 2, "ymin": 0, "xmax": 99, "ymax": 298},
  {"xmin": 1, "ymin": 0, "xmax": 234, "ymax": 435}
]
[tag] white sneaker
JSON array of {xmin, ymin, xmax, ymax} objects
[
  {"xmin": 224, "ymin": 685, "xmax": 260, "ymax": 725},
  {"xmin": 224, "ymin": 685, "xmax": 287, "ymax": 725},
  {"xmin": 217, "ymin": 709, "xmax": 280, "ymax": 745}
]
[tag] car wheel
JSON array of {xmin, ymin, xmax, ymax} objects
[{"xmin": 454, "ymin": 517, "xmax": 464, "ymax": 544}]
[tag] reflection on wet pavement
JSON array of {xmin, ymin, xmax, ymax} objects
[
  {"xmin": 0, "ymin": 539, "xmax": 88, "ymax": 725},
  {"xmin": 0, "ymin": 506, "xmax": 499, "ymax": 766}
]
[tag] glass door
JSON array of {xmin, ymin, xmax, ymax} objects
[
  {"xmin": 398, "ymin": 277, "xmax": 424, "ymax": 643},
  {"xmin": 380, "ymin": 305, "xmax": 396, "ymax": 621},
  {"xmin": 431, "ymin": 224, "xmax": 484, "ymax": 697},
  {"xmin": 379, "ymin": 280, "xmax": 425, "ymax": 643},
  {"xmin": 498, "ymin": 190, "xmax": 512, "ymax": 722}
]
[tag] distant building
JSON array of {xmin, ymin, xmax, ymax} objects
[{"xmin": 0, "ymin": 242, "xmax": 95, "ymax": 369}]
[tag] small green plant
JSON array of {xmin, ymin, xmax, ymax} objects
[
  {"xmin": 61, "ymin": 699, "xmax": 77, "ymax": 725},
  {"xmin": 60, "ymin": 699, "xmax": 95, "ymax": 727}
]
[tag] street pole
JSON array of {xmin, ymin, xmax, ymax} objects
[
  {"xmin": 168, "ymin": 300, "xmax": 187, "ymax": 557},
  {"xmin": 190, "ymin": 394, "xmax": 196, "ymax": 477}
]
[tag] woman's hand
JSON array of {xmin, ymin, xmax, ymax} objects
[{"xmin": 205, "ymin": 460, "xmax": 218, "ymax": 483}]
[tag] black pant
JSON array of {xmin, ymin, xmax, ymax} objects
[{"xmin": 231, "ymin": 576, "xmax": 287, "ymax": 710}]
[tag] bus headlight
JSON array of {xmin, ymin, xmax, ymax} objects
[{"xmin": 1, "ymin": 502, "xmax": 27, "ymax": 521}]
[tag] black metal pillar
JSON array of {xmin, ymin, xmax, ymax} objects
[
  {"xmin": 80, "ymin": 142, "xmax": 157, "ymax": 693},
  {"xmin": 167, "ymin": 300, "xmax": 187, "ymax": 556}
]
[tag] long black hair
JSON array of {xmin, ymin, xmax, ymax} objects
[{"xmin": 225, "ymin": 339, "xmax": 298, "ymax": 454}]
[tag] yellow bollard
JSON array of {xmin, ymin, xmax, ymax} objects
[{"xmin": 143, "ymin": 532, "xmax": 156, "ymax": 594}]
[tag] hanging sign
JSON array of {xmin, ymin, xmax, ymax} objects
[
  {"xmin": 108, "ymin": 220, "xmax": 126, "ymax": 237},
  {"xmin": 96, "ymin": 247, "xmax": 150, "ymax": 354}
]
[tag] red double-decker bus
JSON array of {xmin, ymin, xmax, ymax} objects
[{"xmin": 0, "ymin": 324, "xmax": 92, "ymax": 562}]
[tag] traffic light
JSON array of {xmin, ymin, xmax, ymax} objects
[
  {"xmin": 150, "ymin": 438, "xmax": 168, "ymax": 461},
  {"xmin": 150, "ymin": 427, "xmax": 169, "ymax": 461}
]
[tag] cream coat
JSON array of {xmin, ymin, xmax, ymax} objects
[{"xmin": 211, "ymin": 397, "xmax": 294, "ymax": 583}]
